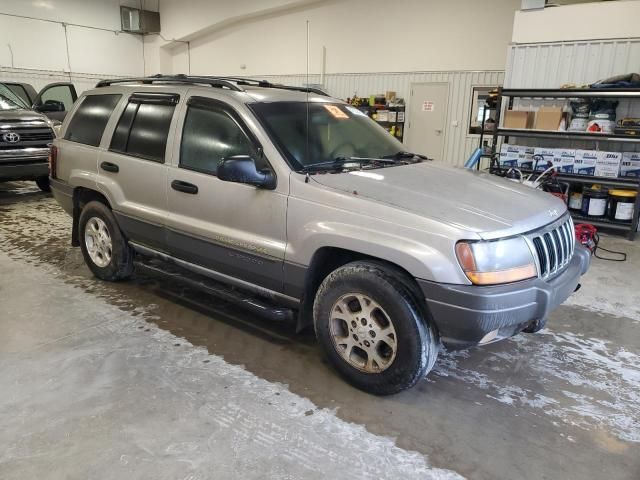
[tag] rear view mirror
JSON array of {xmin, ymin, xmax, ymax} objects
[{"xmin": 217, "ymin": 155, "xmax": 276, "ymax": 189}]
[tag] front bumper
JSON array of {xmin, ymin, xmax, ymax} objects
[
  {"xmin": 0, "ymin": 148, "xmax": 50, "ymax": 181},
  {"xmin": 419, "ymin": 245, "xmax": 591, "ymax": 349}
]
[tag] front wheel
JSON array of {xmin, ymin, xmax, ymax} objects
[
  {"xmin": 313, "ymin": 261, "xmax": 439, "ymax": 395},
  {"xmin": 78, "ymin": 201, "xmax": 133, "ymax": 281}
]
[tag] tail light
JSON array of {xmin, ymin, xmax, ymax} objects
[{"xmin": 48, "ymin": 145, "xmax": 57, "ymax": 179}]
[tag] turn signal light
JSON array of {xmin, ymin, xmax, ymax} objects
[{"xmin": 465, "ymin": 264, "xmax": 538, "ymax": 285}]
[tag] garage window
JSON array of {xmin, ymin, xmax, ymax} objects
[
  {"xmin": 110, "ymin": 93, "xmax": 178, "ymax": 163},
  {"xmin": 64, "ymin": 94, "xmax": 121, "ymax": 146},
  {"xmin": 180, "ymin": 98, "xmax": 262, "ymax": 175}
]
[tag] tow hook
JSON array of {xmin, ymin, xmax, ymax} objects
[{"xmin": 574, "ymin": 283, "xmax": 581, "ymax": 293}]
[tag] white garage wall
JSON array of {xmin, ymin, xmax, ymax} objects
[
  {"xmin": 0, "ymin": 0, "xmax": 157, "ymax": 93},
  {"xmin": 147, "ymin": 0, "xmax": 521, "ymax": 77}
]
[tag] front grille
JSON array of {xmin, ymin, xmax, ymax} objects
[
  {"xmin": 0, "ymin": 126, "xmax": 54, "ymax": 149},
  {"xmin": 530, "ymin": 216, "xmax": 575, "ymax": 280}
]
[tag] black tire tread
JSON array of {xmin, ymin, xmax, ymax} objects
[
  {"xmin": 313, "ymin": 261, "xmax": 438, "ymax": 395},
  {"xmin": 78, "ymin": 201, "xmax": 133, "ymax": 281}
]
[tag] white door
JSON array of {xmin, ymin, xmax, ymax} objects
[{"xmin": 405, "ymin": 83, "xmax": 449, "ymax": 161}]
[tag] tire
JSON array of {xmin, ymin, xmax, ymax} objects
[
  {"xmin": 523, "ymin": 317, "xmax": 547, "ymax": 333},
  {"xmin": 35, "ymin": 176, "xmax": 50, "ymax": 192},
  {"xmin": 78, "ymin": 201, "xmax": 133, "ymax": 281},
  {"xmin": 313, "ymin": 261, "xmax": 439, "ymax": 395}
]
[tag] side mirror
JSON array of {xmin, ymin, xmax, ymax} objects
[
  {"xmin": 34, "ymin": 100, "xmax": 65, "ymax": 113},
  {"xmin": 217, "ymin": 155, "xmax": 276, "ymax": 190}
]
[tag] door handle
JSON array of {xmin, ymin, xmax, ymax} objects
[
  {"xmin": 171, "ymin": 179, "xmax": 198, "ymax": 195},
  {"xmin": 100, "ymin": 161, "xmax": 119, "ymax": 173}
]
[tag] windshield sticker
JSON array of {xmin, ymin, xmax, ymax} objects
[
  {"xmin": 323, "ymin": 105, "xmax": 349, "ymax": 119},
  {"xmin": 345, "ymin": 106, "xmax": 367, "ymax": 117}
]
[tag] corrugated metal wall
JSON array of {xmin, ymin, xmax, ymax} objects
[
  {"xmin": 0, "ymin": 66, "xmax": 503, "ymax": 167},
  {"xmin": 505, "ymin": 38, "xmax": 640, "ymax": 88},
  {"xmin": 0, "ymin": 67, "xmax": 128, "ymax": 97},
  {"xmin": 504, "ymin": 38, "xmax": 640, "ymax": 153},
  {"xmin": 257, "ymin": 71, "xmax": 504, "ymax": 166}
]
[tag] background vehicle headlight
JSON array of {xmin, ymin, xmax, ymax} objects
[{"xmin": 455, "ymin": 237, "xmax": 537, "ymax": 285}]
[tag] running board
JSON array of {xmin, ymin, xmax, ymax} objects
[{"xmin": 134, "ymin": 259, "xmax": 295, "ymax": 323}]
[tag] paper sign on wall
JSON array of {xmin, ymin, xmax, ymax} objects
[{"xmin": 422, "ymin": 101, "xmax": 434, "ymax": 112}]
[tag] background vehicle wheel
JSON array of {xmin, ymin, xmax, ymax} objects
[
  {"xmin": 523, "ymin": 317, "xmax": 547, "ymax": 333},
  {"xmin": 78, "ymin": 201, "xmax": 133, "ymax": 281},
  {"xmin": 35, "ymin": 176, "xmax": 50, "ymax": 192},
  {"xmin": 313, "ymin": 261, "xmax": 439, "ymax": 395}
]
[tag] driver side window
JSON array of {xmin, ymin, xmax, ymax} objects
[{"xmin": 180, "ymin": 102, "xmax": 262, "ymax": 175}]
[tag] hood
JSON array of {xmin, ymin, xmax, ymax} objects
[
  {"xmin": 0, "ymin": 109, "xmax": 49, "ymax": 124},
  {"xmin": 310, "ymin": 161, "xmax": 567, "ymax": 240}
]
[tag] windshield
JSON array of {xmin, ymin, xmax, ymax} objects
[
  {"xmin": 0, "ymin": 84, "xmax": 28, "ymax": 110},
  {"xmin": 249, "ymin": 101, "xmax": 405, "ymax": 171}
]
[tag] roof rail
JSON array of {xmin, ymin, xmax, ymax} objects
[
  {"xmin": 203, "ymin": 76, "xmax": 329, "ymax": 96},
  {"xmin": 95, "ymin": 74, "xmax": 330, "ymax": 96},
  {"xmin": 95, "ymin": 74, "xmax": 243, "ymax": 91}
]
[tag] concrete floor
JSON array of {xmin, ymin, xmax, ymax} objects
[{"xmin": 0, "ymin": 181, "xmax": 639, "ymax": 480}]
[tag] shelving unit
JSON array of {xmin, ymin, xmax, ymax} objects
[
  {"xmin": 357, "ymin": 104, "xmax": 405, "ymax": 142},
  {"xmin": 489, "ymin": 87, "xmax": 640, "ymax": 240}
]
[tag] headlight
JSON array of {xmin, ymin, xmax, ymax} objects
[{"xmin": 455, "ymin": 237, "xmax": 537, "ymax": 285}]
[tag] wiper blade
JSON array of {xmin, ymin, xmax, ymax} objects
[
  {"xmin": 302, "ymin": 156, "xmax": 396, "ymax": 172},
  {"xmin": 381, "ymin": 151, "xmax": 430, "ymax": 161}
]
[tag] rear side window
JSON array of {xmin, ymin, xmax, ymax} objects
[
  {"xmin": 64, "ymin": 94, "xmax": 121, "ymax": 146},
  {"xmin": 110, "ymin": 93, "xmax": 178, "ymax": 163}
]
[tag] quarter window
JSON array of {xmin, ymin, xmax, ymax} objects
[
  {"xmin": 180, "ymin": 102, "xmax": 261, "ymax": 175},
  {"xmin": 110, "ymin": 94, "xmax": 178, "ymax": 163},
  {"xmin": 64, "ymin": 94, "xmax": 121, "ymax": 147}
]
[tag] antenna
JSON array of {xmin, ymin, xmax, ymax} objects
[{"xmin": 305, "ymin": 20, "xmax": 310, "ymax": 170}]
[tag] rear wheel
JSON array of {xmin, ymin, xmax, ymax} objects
[
  {"xmin": 314, "ymin": 261, "xmax": 439, "ymax": 395},
  {"xmin": 35, "ymin": 176, "xmax": 50, "ymax": 192},
  {"xmin": 78, "ymin": 201, "xmax": 133, "ymax": 281}
]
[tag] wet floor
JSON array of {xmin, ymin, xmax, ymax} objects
[{"xmin": 1, "ymin": 181, "xmax": 639, "ymax": 479}]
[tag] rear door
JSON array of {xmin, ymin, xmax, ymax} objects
[
  {"xmin": 33, "ymin": 83, "xmax": 78, "ymax": 121},
  {"xmin": 97, "ymin": 92, "xmax": 180, "ymax": 252}
]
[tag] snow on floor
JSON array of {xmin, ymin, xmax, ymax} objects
[{"xmin": 0, "ymin": 251, "xmax": 464, "ymax": 480}]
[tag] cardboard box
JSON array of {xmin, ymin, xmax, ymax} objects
[
  {"xmin": 499, "ymin": 144, "xmax": 520, "ymax": 167},
  {"xmin": 533, "ymin": 147, "xmax": 555, "ymax": 171},
  {"xmin": 534, "ymin": 107, "xmax": 563, "ymax": 131},
  {"xmin": 504, "ymin": 110, "xmax": 534, "ymax": 129},
  {"xmin": 553, "ymin": 149, "xmax": 575, "ymax": 173},
  {"xmin": 385, "ymin": 91, "xmax": 397, "ymax": 102},
  {"xmin": 574, "ymin": 149, "xmax": 597, "ymax": 176},
  {"xmin": 595, "ymin": 151, "xmax": 622, "ymax": 178},
  {"xmin": 621, "ymin": 152, "xmax": 640, "ymax": 177},
  {"xmin": 498, "ymin": 144, "xmax": 534, "ymax": 168}
]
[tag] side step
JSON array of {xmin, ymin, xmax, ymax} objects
[{"xmin": 134, "ymin": 260, "xmax": 295, "ymax": 323}]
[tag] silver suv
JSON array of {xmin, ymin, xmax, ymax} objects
[{"xmin": 50, "ymin": 75, "xmax": 590, "ymax": 395}]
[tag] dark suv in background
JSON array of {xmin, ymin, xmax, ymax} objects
[{"xmin": 0, "ymin": 81, "xmax": 76, "ymax": 191}]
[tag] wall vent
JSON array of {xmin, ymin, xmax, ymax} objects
[{"xmin": 120, "ymin": 6, "xmax": 160, "ymax": 34}]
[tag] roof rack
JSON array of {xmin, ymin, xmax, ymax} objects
[
  {"xmin": 95, "ymin": 74, "xmax": 243, "ymax": 91},
  {"xmin": 95, "ymin": 74, "xmax": 329, "ymax": 96}
]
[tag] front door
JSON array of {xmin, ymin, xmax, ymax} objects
[
  {"xmin": 165, "ymin": 95, "xmax": 287, "ymax": 293},
  {"xmin": 33, "ymin": 83, "xmax": 78, "ymax": 121},
  {"xmin": 405, "ymin": 83, "xmax": 449, "ymax": 161}
]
